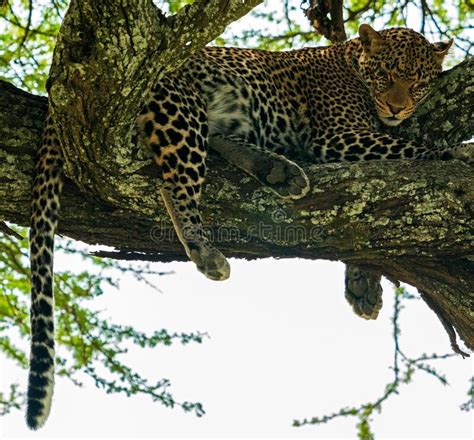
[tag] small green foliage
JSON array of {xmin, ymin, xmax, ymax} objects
[
  {"xmin": 357, "ymin": 412, "xmax": 375, "ymax": 440},
  {"xmin": 1, "ymin": 0, "xmax": 471, "ymax": 94},
  {"xmin": 460, "ymin": 377, "xmax": 473, "ymax": 412},
  {"xmin": 0, "ymin": 384, "xmax": 25, "ymax": 416},
  {"xmin": 293, "ymin": 286, "xmax": 464, "ymax": 435},
  {"xmin": 0, "ymin": 0, "xmax": 68, "ymax": 92},
  {"xmin": 219, "ymin": 1, "xmax": 322, "ymax": 50},
  {"xmin": 165, "ymin": 0, "xmax": 195, "ymax": 14},
  {"xmin": 0, "ymin": 336, "xmax": 28, "ymax": 367},
  {"xmin": 221, "ymin": 1, "xmax": 471, "ymax": 56},
  {"xmin": 0, "ymin": 228, "xmax": 207, "ymax": 417}
]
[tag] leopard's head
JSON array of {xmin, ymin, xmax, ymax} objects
[{"xmin": 357, "ymin": 24, "xmax": 453, "ymax": 127}]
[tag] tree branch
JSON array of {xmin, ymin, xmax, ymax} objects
[
  {"xmin": 169, "ymin": 0, "xmax": 263, "ymax": 57},
  {"xmin": 1, "ymin": 0, "xmax": 473, "ymax": 354},
  {"xmin": 304, "ymin": 0, "xmax": 347, "ymax": 43},
  {"xmin": 46, "ymin": 0, "xmax": 262, "ymax": 203},
  {"xmin": 1, "ymin": 58, "xmax": 473, "ymax": 350}
]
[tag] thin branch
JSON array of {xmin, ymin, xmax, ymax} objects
[
  {"xmin": 169, "ymin": 0, "xmax": 264, "ymax": 58},
  {"xmin": 304, "ymin": 0, "xmax": 347, "ymax": 43},
  {"xmin": 0, "ymin": 384, "xmax": 25, "ymax": 416},
  {"xmin": 420, "ymin": 291, "xmax": 470, "ymax": 358},
  {"xmin": 284, "ymin": 0, "xmax": 293, "ymax": 31},
  {"xmin": 16, "ymin": 0, "xmax": 33, "ymax": 53},
  {"xmin": 0, "ymin": 222, "xmax": 23, "ymax": 240},
  {"xmin": 345, "ymin": 0, "xmax": 374, "ymax": 22},
  {"xmin": 293, "ymin": 287, "xmax": 465, "ymax": 433}
]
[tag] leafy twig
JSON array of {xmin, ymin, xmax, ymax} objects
[{"xmin": 293, "ymin": 286, "xmax": 467, "ymax": 437}]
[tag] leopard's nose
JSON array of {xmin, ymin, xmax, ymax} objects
[{"xmin": 387, "ymin": 102, "xmax": 404, "ymax": 115}]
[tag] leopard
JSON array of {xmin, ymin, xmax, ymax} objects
[{"xmin": 27, "ymin": 24, "xmax": 469, "ymax": 429}]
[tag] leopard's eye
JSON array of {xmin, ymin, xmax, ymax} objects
[
  {"xmin": 378, "ymin": 70, "xmax": 390, "ymax": 81},
  {"xmin": 411, "ymin": 82, "xmax": 428, "ymax": 93},
  {"xmin": 376, "ymin": 70, "xmax": 391, "ymax": 87}
]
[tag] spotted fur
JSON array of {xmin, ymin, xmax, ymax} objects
[
  {"xmin": 28, "ymin": 25, "xmax": 466, "ymax": 428},
  {"xmin": 28, "ymin": 113, "xmax": 62, "ymax": 429}
]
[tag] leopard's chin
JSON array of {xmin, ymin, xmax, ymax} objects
[
  {"xmin": 377, "ymin": 108, "xmax": 415, "ymax": 127},
  {"xmin": 380, "ymin": 116, "xmax": 403, "ymax": 127}
]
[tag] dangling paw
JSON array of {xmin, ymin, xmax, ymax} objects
[
  {"xmin": 254, "ymin": 156, "xmax": 310, "ymax": 200},
  {"xmin": 344, "ymin": 264, "xmax": 383, "ymax": 320},
  {"xmin": 266, "ymin": 159, "xmax": 310, "ymax": 200},
  {"xmin": 188, "ymin": 242, "xmax": 230, "ymax": 281}
]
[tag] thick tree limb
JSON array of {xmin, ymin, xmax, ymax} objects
[
  {"xmin": 0, "ymin": 59, "xmax": 473, "ymax": 351},
  {"xmin": 0, "ymin": 1, "xmax": 472, "ymax": 353},
  {"xmin": 47, "ymin": 0, "xmax": 262, "ymax": 201},
  {"xmin": 170, "ymin": 0, "xmax": 264, "ymax": 56}
]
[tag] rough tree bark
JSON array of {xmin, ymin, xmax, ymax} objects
[{"xmin": 0, "ymin": 1, "xmax": 472, "ymax": 351}]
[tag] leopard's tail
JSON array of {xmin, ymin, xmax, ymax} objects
[{"xmin": 27, "ymin": 117, "xmax": 63, "ymax": 430}]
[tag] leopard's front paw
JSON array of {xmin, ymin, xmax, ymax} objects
[
  {"xmin": 451, "ymin": 143, "xmax": 474, "ymax": 165},
  {"xmin": 345, "ymin": 264, "xmax": 383, "ymax": 320},
  {"xmin": 188, "ymin": 242, "xmax": 230, "ymax": 281},
  {"xmin": 264, "ymin": 159, "xmax": 310, "ymax": 200}
]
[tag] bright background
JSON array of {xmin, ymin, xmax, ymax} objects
[{"xmin": 1, "ymin": 257, "xmax": 472, "ymax": 438}]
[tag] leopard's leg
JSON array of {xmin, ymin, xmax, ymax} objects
[
  {"xmin": 314, "ymin": 130, "xmax": 472, "ymax": 164},
  {"xmin": 417, "ymin": 142, "xmax": 473, "ymax": 164},
  {"xmin": 209, "ymin": 134, "xmax": 310, "ymax": 200},
  {"xmin": 159, "ymin": 180, "xmax": 230, "ymax": 281},
  {"xmin": 340, "ymin": 134, "xmax": 471, "ymax": 318},
  {"xmin": 312, "ymin": 130, "xmax": 428, "ymax": 319},
  {"xmin": 313, "ymin": 130, "xmax": 471, "ymax": 319},
  {"xmin": 139, "ymin": 88, "xmax": 230, "ymax": 281},
  {"xmin": 345, "ymin": 264, "xmax": 383, "ymax": 320}
]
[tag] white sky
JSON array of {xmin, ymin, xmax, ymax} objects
[
  {"xmin": 1, "ymin": 258, "xmax": 472, "ymax": 438},
  {"xmin": 1, "ymin": 1, "xmax": 473, "ymax": 439}
]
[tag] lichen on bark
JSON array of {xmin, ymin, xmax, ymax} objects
[{"xmin": 0, "ymin": 3, "xmax": 472, "ymax": 350}]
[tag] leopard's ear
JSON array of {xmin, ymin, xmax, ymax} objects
[
  {"xmin": 359, "ymin": 24, "xmax": 386, "ymax": 55},
  {"xmin": 432, "ymin": 39, "xmax": 453, "ymax": 64}
]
